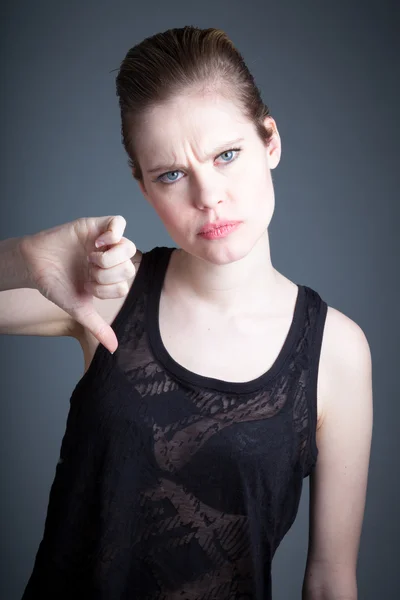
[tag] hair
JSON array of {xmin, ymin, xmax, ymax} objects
[{"xmin": 115, "ymin": 26, "xmax": 274, "ymax": 182}]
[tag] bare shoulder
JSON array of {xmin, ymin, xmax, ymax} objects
[
  {"xmin": 317, "ymin": 303, "xmax": 372, "ymax": 427},
  {"xmin": 74, "ymin": 250, "xmax": 144, "ymax": 373}
]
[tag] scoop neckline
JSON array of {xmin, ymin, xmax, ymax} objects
[{"xmin": 146, "ymin": 247, "xmax": 306, "ymax": 394}]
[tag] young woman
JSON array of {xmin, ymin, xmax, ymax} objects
[{"xmin": 1, "ymin": 26, "xmax": 372, "ymax": 600}]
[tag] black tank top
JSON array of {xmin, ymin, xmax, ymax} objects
[{"xmin": 22, "ymin": 245, "xmax": 328, "ymax": 600}]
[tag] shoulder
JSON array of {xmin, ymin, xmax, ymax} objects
[
  {"xmin": 322, "ymin": 303, "xmax": 371, "ymax": 364},
  {"xmin": 318, "ymin": 301, "xmax": 372, "ymax": 427}
]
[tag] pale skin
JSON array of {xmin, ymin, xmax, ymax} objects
[
  {"xmin": 1, "ymin": 88, "xmax": 372, "ymax": 598},
  {"xmin": 76, "ymin": 90, "xmax": 373, "ymax": 597}
]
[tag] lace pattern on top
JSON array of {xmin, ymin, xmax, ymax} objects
[{"xmin": 22, "ymin": 246, "xmax": 327, "ymax": 600}]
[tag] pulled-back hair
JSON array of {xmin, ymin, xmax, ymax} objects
[{"xmin": 116, "ymin": 26, "xmax": 274, "ymax": 181}]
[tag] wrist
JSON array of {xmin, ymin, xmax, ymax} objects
[{"xmin": 3, "ymin": 236, "xmax": 36, "ymax": 290}]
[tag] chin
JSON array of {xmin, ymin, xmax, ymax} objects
[
  {"xmin": 179, "ymin": 233, "xmax": 254, "ymax": 266},
  {"xmin": 171, "ymin": 217, "xmax": 269, "ymax": 265}
]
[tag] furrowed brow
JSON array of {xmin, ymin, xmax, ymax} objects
[{"xmin": 146, "ymin": 137, "xmax": 245, "ymax": 174}]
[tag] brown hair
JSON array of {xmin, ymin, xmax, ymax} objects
[{"xmin": 115, "ymin": 26, "xmax": 274, "ymax": 181}]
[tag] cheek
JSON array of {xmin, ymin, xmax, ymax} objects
[
  {"xmin": 152, "ymin": 200, "xmax": 185, "ymax": 232},
  {"xmin": 235, "ymin": 164, "xmax": 273, "ymax": 205}
]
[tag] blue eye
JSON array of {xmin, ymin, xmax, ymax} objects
[
  {"xmin": 163, "ymin": 171, "xmax": 181, "ymax": 183},
  {"xmin": 156, "ymin": 147, "xmax": 242, "ymax": 185},
  {"xmin": 219, "ymin": 150, "xmax": 235, "ymax": 162}
]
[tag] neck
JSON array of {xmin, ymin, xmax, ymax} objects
[{"xmin": 171, "ymin": 231, "xmax": 283, "ymax": 316}]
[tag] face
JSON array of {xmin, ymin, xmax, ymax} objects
[{"xmin": 135, "ymin": 91, "xmax": 281, "ymax": 265}]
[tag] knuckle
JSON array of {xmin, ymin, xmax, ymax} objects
[
  {"xmin": 89, "ymin": 251, "xmax": 100, "ymax": 266},
  {"xmin": 129, "ymin": 239, "xmax": 137, "ymax": 255},
  {"xmin": 97, "ymin": 288, "xmax": 109, "ymax": 299},
  {"xmin": 101, "ymin": 250, "xmax": 113, "ymax": 268},
  {"xmin": 74, "ymin": 216, "xmax": 86, "ymax": 230},
  {"xmin": 112, "ymin": 215, "xmax": 126, "ymax": 237},
  {"xmin": 90, "ymin": 282, "xmax": 101, "ymax": 296},
  {"xmin": 94, "ymin": 268, "xmax": 104, "ymax": 284},
  {"xmin": 93, "ymin": 321, "xmax": 107, "ymax": 338},
  {"xmin": 118, "ymin": 281, "xmax": 129, "ymax": 296},
  {"xmin": 97, "ymin": 251, "xmax": 107, "ymax": 267},
  {"xmin": 116, "ymin": 215, "xmax": 126, "ymax": 228},
  {"xmin": 125, "ymin": 261, "xmax": 136, "ymax": 278},
  {"xmin": 90, "ymin": 282, "xmax": 106, "ymax": 299},
  {"xmin": 69, "ymin": 300, "xmax": 85, "ymax": 318},
  {"xmin": 119, "ymin": 236, "xmax": 131, "ymax": 254}
]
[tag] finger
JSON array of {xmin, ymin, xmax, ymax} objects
[
  {"xmin": 87, "ymin": 260, "xmax": 136, "ymax": 286},
  {"xmin": 83, "ymin": 279, "xmax": 130, "ymax": 299},
  {"xmin": 88, "ymin": 238, "xmax": 137, "ymax": 267},
  {"xmin": 73, "ymin": 303, "xmax": 118, "ymax": 354},
  {"xmin": 94, "ymin": 215, "xmax": 127, "ymax": 248}
]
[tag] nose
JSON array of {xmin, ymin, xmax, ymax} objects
[{"xmin": 192, "ymin": 177, "xmax": 224, "ymax": 211}]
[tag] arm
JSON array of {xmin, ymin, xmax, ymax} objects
[
  {"xmin": 0, "ymin": 237, "xmax": 78, "ymax": 337},
  {"xmin": 302, "ymin": 307, "xmax": 373, "ymax": 600}
]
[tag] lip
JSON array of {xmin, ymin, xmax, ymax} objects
[{"xmin": 198, "ymin": 220, "xmax": 242, "ymax": 234}]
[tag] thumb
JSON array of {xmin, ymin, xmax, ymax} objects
[{"xmin": 74, "ymin": 300, "xmax": 118, "ymax": 354}]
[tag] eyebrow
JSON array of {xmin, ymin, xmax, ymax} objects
[{"xmin": 146, "ymin": 137, "xmax": 245, "ymax": 175}]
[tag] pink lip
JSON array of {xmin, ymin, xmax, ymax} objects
[
  {"xmin": 198, "ymin": 222, "xmax": 242, "ymax": 240},
  {"xmin": 198, "ymin": 220, "xmax": 242, "ymax": 234}
]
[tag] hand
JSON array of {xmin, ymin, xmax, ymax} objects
[{"xmin": 20, "ymin": 215, "xmax": 138, "ymax": 353}]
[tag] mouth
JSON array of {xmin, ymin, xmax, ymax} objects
[
  {"xmin": 197, "ymin": 222, "xmax": 242, "ymax": 239},
  {"xmin": 198, "ymin": 220, "xmax": 242, "ymax": 234}
]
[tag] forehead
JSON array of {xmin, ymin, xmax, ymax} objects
[{"xmin": 135, "ymin": 92, "xmax": 252, "ymax": 161}]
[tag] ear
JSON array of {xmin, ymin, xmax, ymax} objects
[{"xmin": 263, "ymin": 116, "xmax": 281, "ymax": 170}]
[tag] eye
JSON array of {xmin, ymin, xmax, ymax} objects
[
  {"xmin": 219, "ymin": 149, "xmax": 239, "ymax": 163},
  {"xmin": 155, "ymin": 147, "xmax": 242, "ymax": 185}
]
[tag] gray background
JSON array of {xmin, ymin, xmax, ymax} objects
[{"xmin": 1, "ymin": 0, "xmax": 398, "ymax": 598}]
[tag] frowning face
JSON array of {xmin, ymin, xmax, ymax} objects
[{"xmin": 134, "ymin": 91, "xmax": 281, "ymax": 266}]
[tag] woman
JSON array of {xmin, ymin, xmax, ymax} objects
[{"xmin": 0, "ymin": 26, "xmax": 372, "ymax": 599}]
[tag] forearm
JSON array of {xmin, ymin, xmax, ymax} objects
[
  {"xmin": 0, "ymin": 237, "xmax": 34, "ymax": 291},
  {"xmin": 302, "ymin": 563, "xmax": 357, "ymax": 600}
]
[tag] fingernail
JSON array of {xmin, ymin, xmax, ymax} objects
[{"xmin": 95, "ymin": 239, "xmax": 106, "ymax": 248}]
